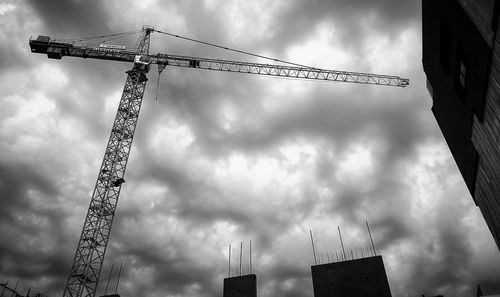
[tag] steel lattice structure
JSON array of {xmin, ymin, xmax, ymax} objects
[
  {"xmin": 153, "ymin": 54, "xmax": 409, "ymax": 87},
  {"xmin": 28, "ymin": 26, "xmax": 409, "ymax": 297},
  {"xmin": 60, "ymin": 27, "xmax": 152, "ymax": 297},
  {"xmin": 29, "ymin": 33, "xmax": 409, "ymax": 88}
]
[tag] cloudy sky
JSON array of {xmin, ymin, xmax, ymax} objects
[{"xmin": 1, "ymin": 0, "xmax": 500, "ymax": 297}]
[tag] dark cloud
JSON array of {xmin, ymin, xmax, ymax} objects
[
  {"xmin": 159, "ymin": 86, "xmax": 417, "ymax": 159},
  {"xmin": 26, "ymin": 0, "xmax": 111, "ymax": 37},
  {"xmin": 0, "ymin": 161, "xmax": 69, "ymax": 294},
  {"xmin": 0, "ymin": 161, "xmax": 57, "ymax": 221},
  {"xmin": 267, "ymin": 0, "xmax": 420, "ymax": 55}
]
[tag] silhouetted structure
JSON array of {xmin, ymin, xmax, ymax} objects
[
  {"xmin": 477, "ymin": 284, "xmax": 500, "ymax": 297},
  {"xmin": 223, "ymin": 274, "xmax": 257, "ymax": 297},
  {"xmin": 477, "ymin": 293, "xmax": 500, "ymax": 297},
  {"xmin": 1, "ymin": 281, "xmax": 23, "ymax": 297},
  {"xmin": 310, "ymin": 255, "xmax": 392, "ymax": 297},
  {"xmin": 422, "ymin": 0, "xmax": 500, "ymax": 252}
]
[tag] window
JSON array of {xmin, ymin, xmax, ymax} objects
[
  {"xmin": 459, "ymin": 61, "xmax": 466, "ymax": 88},
  {"xmin": 454, "ymin": 49, "xmax": 467, "ymax": 101}
]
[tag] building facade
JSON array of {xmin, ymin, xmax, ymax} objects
[
  {"xmin": 223, "ymin": 274, "xmax": 257, "ymax": 297},
  {"xmin": 310, "ymin": 255, "xmax": 392, "ymax": 297},
  {"xmin": 422, "ymin": 0, "xmax": 500, "ymax": 252}
]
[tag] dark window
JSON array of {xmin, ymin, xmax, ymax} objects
[
  {"xmin": 455, "ymin": 49, "xmax": 467, "ymax": 100},
  {"xmin": 459, "ymin": 61, "xmax": 466, "ymax": 88},
  {"xmin": 440, "ymin": 20, "xmax": 451, "ymax": 73}
]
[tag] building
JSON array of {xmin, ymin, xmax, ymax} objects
[
  {"xmin": 422, "ymin": 0, "xmax": 500, "ymax": 252},
  {"xmin": 310, "ymin": 255, "xmax": 392, "ymax": 297},
  {"xmin": 477, "ymin": 284, "xmax": 500, "ymax": 297},
  {"xmin": 223, "ymin": 274, "xmax": 257, "ymax": 297}
]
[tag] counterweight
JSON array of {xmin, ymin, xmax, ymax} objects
[{"xmin": 28, "ymin": 26, "xmax": 409, "ymax": 297}]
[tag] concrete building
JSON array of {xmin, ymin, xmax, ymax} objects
[
  {"xmin": 310, "ymin": 255, "xmax": 392, "ymax": 297},
  {"xmin": 223, "ymin": 274, "xmax": 257, "ymax": 297},
  {"xmin": 422, "ymin": 0, "xmax": 500, "ymax": 252}
]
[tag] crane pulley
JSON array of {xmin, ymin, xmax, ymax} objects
[{"xmin": 28, "ymin": 26, "xmax": 409, "ymax": 297}]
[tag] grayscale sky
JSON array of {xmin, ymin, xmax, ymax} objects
[{"xmin": 1, "ymin": 1, "xmax": 500, "ymax": 297}]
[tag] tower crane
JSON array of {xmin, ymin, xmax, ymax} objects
[{"xmin": 29, "ymin": 26, "xmax": 409, "ymax": 297}]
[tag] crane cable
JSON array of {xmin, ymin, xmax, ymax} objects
[
  {"xmin": 153, "ymin": 29, "xmax": 319, "ymax": 70},
  {"xmin": 71, "ymin": 30, "xmax": 141, "ymax": 42},
  {"xmin": 57, "ymin": 30, "xmax": 142, "ymax": 48},
  {"xmin": 155, "ymin": 64, "xmax": 166, "ymax": 101},
  {"xmin": 85, "ymin": 30, "xmax": 142, "ymax": 48}
]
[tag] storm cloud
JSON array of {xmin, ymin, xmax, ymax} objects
[{"xmin": 1, "ymin": 1, "xmax": 500, "ymax": 297}]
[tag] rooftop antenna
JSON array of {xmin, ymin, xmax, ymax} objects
[
  {"xmin": 104, "ymin": 263, "xmax": 115, "ymax": 295},
  {"xmin": 309, "ymin": 230, "xmax": 318, "ymax": 265},
  {"xmin": 366, "ymin": 220, "xmax": 377, "ymax": 256},
  {"xmin": 338, "ymin": 226, "xmax": 346, "ymax": 261},
  {"xmin": 239, "ymin": 242, "xmax": 243, "ymax": 276},
  {"xmin": 249, "ymin": 240, "xmax": 252, "ymax": 274},
  {"xmin": 114, "ymin": 262, "xmax": 123, "ymax": 294},
  {"xmin": 228, "ymin": 244, "xmax": 232, "ymax": 277}
]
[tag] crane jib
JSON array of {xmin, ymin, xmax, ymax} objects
[
  {"xmin": 92, "ymin": 47, "xmax": 127, "ymax": 53},
  {"xmin": 29, "ymin": 35, "xmax": 409, "ymax": 87},
  {"xmin": 99, "ymin": 44, "xmax": 126, "ymax": 50}
]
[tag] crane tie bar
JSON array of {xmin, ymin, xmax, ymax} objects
[{"xmin": 153, "ymin": 29, "xmax": 319, "ymax": 69}]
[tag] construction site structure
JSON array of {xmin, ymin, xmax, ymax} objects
[
  {"xmin": 311, "ymin": 255, "xmax": 392, "ymax": 297},
  {"xmin": 223, "ymin": 275, "xmax": 257, "ymax": 297},
  {"xmin": 29, "ymin": 26, "xmax": 409, "ymax": 297}
]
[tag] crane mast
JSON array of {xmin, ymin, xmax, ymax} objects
[
  {"xmin": 59, "ymin": 27, "xmax": 152, "ymax": 297},
  {"xmin": 28, "ymin": 26, "xmax": 409, "ymax": 297}
]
